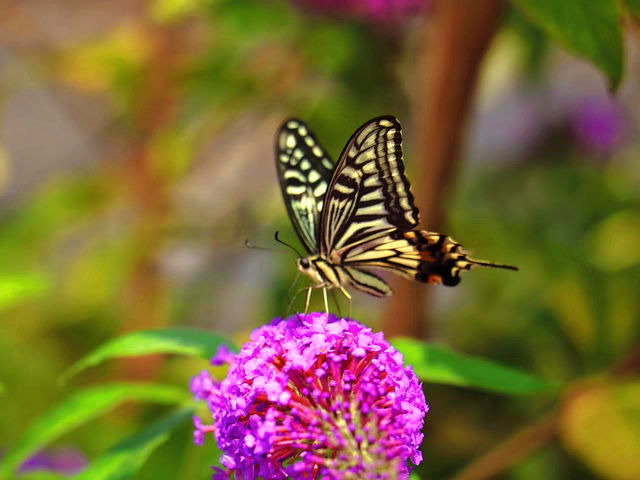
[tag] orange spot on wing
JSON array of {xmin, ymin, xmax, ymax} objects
[{"xmin": 420, "ymin": 251, "xmax": 437, "ymax": 262}]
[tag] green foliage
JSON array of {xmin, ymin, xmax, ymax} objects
[
  {"xmin": 393, "ymin": 338, "xmax": 555, "ymax": 395},
  {"xmin": 509, "ymin": 0, "xmax": 624, "ymax": 88},
  {"xmin": 16, "ymin": 474, "xmax": 66, "ymax": 480},
  {"xmin": 0, "ymin": 273, "xmax": 49, "ymax": 313},
  {"xmin": 61, "ymin": 328, "xmax": 237, "ymax": 382},
  {"xmin": 623, "ymin": 0, "xmax": 640, "ymax": 18},
  {"xmin": 0, "ymin": 384, "xmax": 188, "ymax": 477},
  {"xmin": 73, "ymin": 409, "xmax": 194, "ymax": 480},
  {"xmin": 0, "ymin": 178, "xmax": 107, "ymax": 270}
]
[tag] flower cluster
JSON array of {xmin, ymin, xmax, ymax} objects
[
  {"xmin": 570, "ymin": 97, "xmax": 625, "ymax": 154},
  {"xmin": 191, "ymin": 313, "xmax": 427, "ymax": 479},
  {"xmin": 294, "ymin": 0, "xmax": 429, "ymax": 23}
]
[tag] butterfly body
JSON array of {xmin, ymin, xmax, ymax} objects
[{"xmin": 276, "ymin": 116, "xmax": 516, "ymax": 301}]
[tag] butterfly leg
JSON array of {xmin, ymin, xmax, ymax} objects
[
  {"xmin": 287, "ymin": 271, "xmax": 302, "ymax": 300},
  {"xmin": 339, "ymin": 286, "xmax": 352, "ymax": 318},
  {"xmin": 322, "ymin": 287, "xmax": 329, "ymax": 319},
  {"xmin": 303, "ymin": 286, "xmax": 314, "ymax": 314},
  {"xmin": 286, "ymin": 285, "xmax": 309, "ymax": 317},
  {"xmin": 330, "ymin": 289, "xmax": 342, "ymax": 317}
]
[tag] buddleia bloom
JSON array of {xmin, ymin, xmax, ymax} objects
[
  {"xmin": 191, "ymin": 313, "xmax": 427, "ymax": 479},
  {"xmin": 294, "ymin": 0, "xmax": 428, "ymax": 23}
]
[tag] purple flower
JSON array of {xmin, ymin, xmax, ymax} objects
[
  {"xmin": 294, "ymin": 0, "xmax": 429, "ymax": 23},
  {"xmin": 17, "ymin": 448, "xmax": 87, "ymax": 475},
  {"xmin": 191, "ymin": 313, "xmax": 428, "ymax": 479},
  {"xmin": 570, "ymin": 97, "xmax": 626, "ymax": 154}
]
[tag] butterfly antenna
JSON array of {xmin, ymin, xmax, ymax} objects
[
  {"xmin": 244, "ymin": 239, "xmax": 292, "ymax": 255},
  {"xmin": 469, "ymin": 259, "xmax": 519, "ymax": 271},
  {"xmin": 274, "ymin": 231, "xmax": 303, "ymax": 257}
]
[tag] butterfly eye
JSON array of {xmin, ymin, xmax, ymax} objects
[{"xmin": 300, "ymin": 258, "xmax": 310, "ymax": 269}]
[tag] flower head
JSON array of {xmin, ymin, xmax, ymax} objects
[
  {"xmin": 570, "ymin": 97, "xmax": 626, "ymax": 154},
  {"xmin": 191, "ymin": 313, "xmax": 427, "ymax": 479},
  {"xmin": 294, "ymin": 0, "xmax": 429, "ymax": 23}
]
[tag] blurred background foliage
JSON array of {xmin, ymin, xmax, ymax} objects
[{"xmin": 1, "ymin": 0, "xmax": 639, "ymax": 479}]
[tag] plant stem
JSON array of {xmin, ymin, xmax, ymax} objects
[
  {"xmin": 381, "ymin": 0, "xmax": 504, "ymax": 338},
  {"xmin": 451, "ymin": 411, "xmax": 558, "ymax": 480}
]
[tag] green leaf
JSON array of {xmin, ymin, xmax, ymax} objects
[
  {"xmin": 624, "ymin": 0, "xmax": 640, "ymax": 19},
  {"xmin": 74, "ymin": 409, "xmax": 193, "ymax": 480},
  {"xmin": 509, "ymin": 0, "xmax": 624, "ymax": 89},
  {"xmin": 0, "ymin": 273, "xmax": 49, "ymax": 312},
  {"xmin": 0, "ymin": 383, "xmax": 189, "ymax": 477},
  {"xmin": 392, "ymin": 338, "xmax": 556, "ymax": 395},
  {"xmin": 15, "ymin": 473, "xmax": 66, "ymax": 480},
  {"xmin": 61, "ymin": 328, "xmax": 236, "ymax": 382}
]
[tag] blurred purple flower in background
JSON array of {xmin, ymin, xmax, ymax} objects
[
  {"xmin": 191, "ymin": 313, "xmax": 427, "ymax": 479},
  {"xmin": 295, "ymin": 0, "xmax": 428, "ymax": 23},
  {"xmin": 16, "ymin": 448, "xmax": 87, "ymax": 475},
  {"xmin": 570, "ymin": 97, "xmax": 626, "ymax": 154}
]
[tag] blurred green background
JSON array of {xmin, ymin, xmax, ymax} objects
[{"xmin": 1, "ymin": 0, "xmax": 639, "ymax": 479}]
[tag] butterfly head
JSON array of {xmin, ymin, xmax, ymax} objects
[{"xmin": 296, "ymin": 256, "xmax": 327, "ymax": 286}]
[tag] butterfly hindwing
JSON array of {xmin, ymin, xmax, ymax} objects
[
  {"xmin": 343, "ymin": 230, "xmax": 479, "ymax": 287},
  {"xmin": 320, "ymin": 116, "xmax": 419, "ymax": 255},
  {"xmin": 342, "ymin": 266, "xmax": 392, "ymax": 297},
  {"xmin": 275, "ymin": 119, "xmax": 334, "ymax": 254}
]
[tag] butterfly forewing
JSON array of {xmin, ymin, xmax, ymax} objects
[
  {"xmin": 275, "ymin": 119, "xmax": 334, "ymax": 254},
  {"xmin": 320, "ymin": 116, "xmax": 419, "ymax": 256}
]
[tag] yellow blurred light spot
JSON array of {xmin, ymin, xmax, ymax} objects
[
  {"xmin": 476, "ymin": 29, "xmax": 527, "ymax": 106},
  {"xmin": 561, "ymin": 381, "xmax": 640, "ymax": 479},
  {"xmin": 547, "ymin": 275, "xmax": 595, "ymax": 352},
  {"xmin": 0, "ymin": 143, "xmax": 9, "ymax": 195},
  {"xmin": 588, "ymin": 210, "xmax": 640, "ymax": 272},
  {"xmin": 150, "ymin": 127, "xmax": 195, "ymax": 180},
  {"xmin": 150, "ymin": 0, "xmax": 201, "ymax": 23},
  {"xmin": 58, "ymin": 25, "xmax": 153, "ymax": 92}
]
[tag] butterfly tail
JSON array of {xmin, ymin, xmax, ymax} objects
[{"xmin": 401, "ymin": 231, "xmax": 517, "ymax": 287}]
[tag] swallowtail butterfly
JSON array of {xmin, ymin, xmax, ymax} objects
[{"xmin": 275, "ymin": 116, "xmax": 516, "ymax": 307}]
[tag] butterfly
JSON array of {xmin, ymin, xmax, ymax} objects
[{"xmin": 275, "ymin": 115, "xmax": 517, "ymax": 311}]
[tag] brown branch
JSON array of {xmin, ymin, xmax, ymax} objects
[
  {"xmin": 381, "ymin": 0, "xmax": 504, "ymax": 338},
  {"xmin": 612, "ymin": 343, "xmax": 640, "ymax": 377},
  {"xmin": 447, "ymin": 341, "xmax": 640, "ymax": 479},
  {"xmin": 118, "ymin": 23, "xmax": 190, "ymax": 381},
  {"xmin": 451, "ymin": 411, "xmax": 558, "ymax": 480}
]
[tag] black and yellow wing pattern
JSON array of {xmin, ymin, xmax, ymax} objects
[
  {"xmin": 275, "ymin": 118, "xmax": 334, "ymax": 254},
  {"xmin": 275, "ymin": 115, "xmax": 517, "ymax": 298}
]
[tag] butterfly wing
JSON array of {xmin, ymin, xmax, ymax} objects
[
  {"xmin": 342, "ymin": 231, "xmax": 478, "ymax": 288},
  {"xmin": 341, "ymin": 266, "xmax": 392, "ymax": 297},
  {"xmin": 320, "ymin": 115, "xmax": 419, "ymax": 255},
  {"xmin": 320, "ymin": 116, "xmax": 516, "ymax": 293},
  {"xmin": 275, "ymin": 118, "xmax": 334, "ymax": 254}
]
